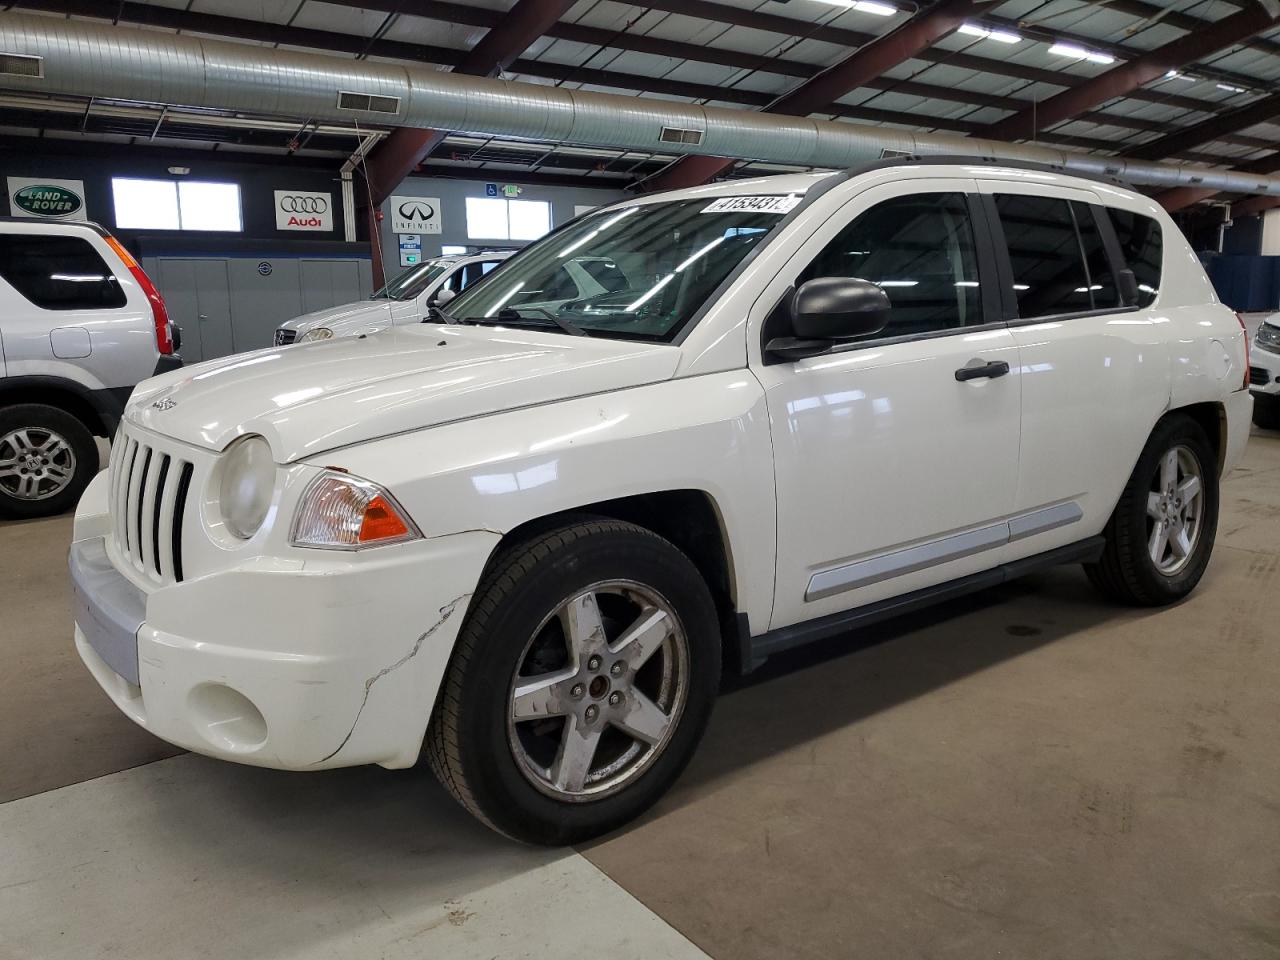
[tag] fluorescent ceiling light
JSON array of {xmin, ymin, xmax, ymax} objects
[
  {"xmin": 958, "ymin": 22, "xmax": 1020, "ymax": 42},
  {"xmin": 816, "ymin": 0, "xmax": 896, "ymax": 15},
  {"xmin": 1217, "ymin": 83, "xmax": 1246, "ymax": 93},
  {"xmin": 1048, "ymin": 41, "xmax": 1113, "ymax": 65}
]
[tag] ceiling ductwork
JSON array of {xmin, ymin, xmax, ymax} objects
[{"xmin": 1, "ymin": 11, "xmax": 1279, "ymax": 197}]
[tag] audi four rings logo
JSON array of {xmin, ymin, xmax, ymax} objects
[
  {"xmin": 398, "ymin": 201, "xmax": 435, "ymax": 222},
  {"xmin": 279, "ymin": 195, "xmax": 328, "ymax": 214}
]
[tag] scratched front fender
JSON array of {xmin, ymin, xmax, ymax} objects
[{"xmin": 87, "ymin": 530, "xmax": 499, "ymax": 771}]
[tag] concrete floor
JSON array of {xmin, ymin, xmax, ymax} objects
[{"xmin": 2, "ymin": 428, "xmax": 1278, "ymax": 958}]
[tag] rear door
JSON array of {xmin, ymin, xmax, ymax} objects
[
  {"xmin": 753, "ymin": 178, "xmax": 1024, "ymax": 630},
  {"xmin": 978, "ymin": 182, "xmax": 1172, "ymax": 559}
]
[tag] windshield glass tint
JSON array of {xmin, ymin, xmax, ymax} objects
[
  {"xmin": 374, "ymin": 260, "xmax": 449, "ymax": 300},
  {"xmin": 442, "ymin": 197, "xmax": 798, "ymax": 340}
]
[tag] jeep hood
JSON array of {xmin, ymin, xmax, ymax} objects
[{"xmin": 127, "ymin": 324, "xmax": 681, "ymax": 462}]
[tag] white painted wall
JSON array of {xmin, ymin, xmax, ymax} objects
[{"xmin": 1262, "ymin": 208, "xmax": 1280, "ymax": 256}]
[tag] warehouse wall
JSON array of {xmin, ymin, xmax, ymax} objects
[{"xmin": 376, "ymin": 176, "xmax": 628, "ymax": 268}]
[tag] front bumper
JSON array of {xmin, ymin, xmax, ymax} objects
[
  {"xmin": 1250, "ymin": 343, "xmax": 1280, "ymax": 397},
  {"xmin": 70, "ymin": 471, "xmax": 498, "ymax": 771}
]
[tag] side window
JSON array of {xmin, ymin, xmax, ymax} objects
[
  {"xmin": 1107, "ymin": 208, "xmax": 1162, "ymax": 307},
  {"xmin": 994, "ymin": 194, "xmax": 1116, "ymax": 318},
  {"xmin": 460, "ymin": 260, "xmax": 504, "ymax": 288},
  {"xmin": 0, "ymin": 234, "xmax": 127, "ymax": 311},
  {"xmin": 798, "ymin": 192, "xmax": 984, "ymax": 338},
  {"xmin": 439, "ymin": 268, "xmax": 464, "ymax": 294}
]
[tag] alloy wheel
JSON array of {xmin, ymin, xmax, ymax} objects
[
  {"xmin": 0, "ymin": 427, "xmax": 77, "ymax": 501},
  {"xmin": 1146, "ymin": 443, "xmax": 1204, "ymax": 577},
  {"xmin": 507, "ymin": 580, "xmax": 689, "ymax": 802}
]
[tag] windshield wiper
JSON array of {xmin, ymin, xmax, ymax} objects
[{"xmin": 488, "ymin": 307, "xmax": 589, "ymax": 337}]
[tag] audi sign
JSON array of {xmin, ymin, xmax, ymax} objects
[{"xmin": 274, "ymin": 190, "xmax": 333, "ymax": 232}]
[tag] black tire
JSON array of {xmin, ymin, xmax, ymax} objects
[
  {"xmin": 0, "ymin": 404, "xmax": 99, "ymax": 521},
  {"xmin": 1085, "ymin": 413, "xmax": 1219, "ymax": 606},
  {"xmin": 426, "ymin": 518, "xmax": 721, "ymax": 845},
  {"xmin": 1252, "ymin": 393, "xmax": 1280, "ymax": 431}
]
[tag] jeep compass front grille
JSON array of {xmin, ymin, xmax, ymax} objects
[{"xmin": 108, "ymin": 425, "xmax": 195, "ymax": 584}]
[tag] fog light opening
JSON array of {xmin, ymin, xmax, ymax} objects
[{"xmin": 188, "ymin": 683, "xmax": 268, "ymax": 753}]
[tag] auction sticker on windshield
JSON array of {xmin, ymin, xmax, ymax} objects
[{"xmin": 701, "ymin": 195, "xmax": 801, "ymax": 215}]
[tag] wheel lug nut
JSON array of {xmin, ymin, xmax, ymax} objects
[
  {"xmin": 585, "ymin": 705, "xmax": 598, "ymax": 721},
  {"xmin": 587, "ymin": 655, "xmax": 602, "ymax": 671},
  {"xmin": 608, "ymin": 692, "xmax": 623, "ymax": 707},
  {"xmin": 610, "ymin": 662, "xmax": 624, "ymax": 677},
  {"xmin": 570, "ymin": 683, "xmax": 585, "ymax": 699}
]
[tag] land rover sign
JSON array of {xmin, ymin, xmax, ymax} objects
[{"xmin": 7, "ymin": 177, "xmax": 86, "ymax": 219}]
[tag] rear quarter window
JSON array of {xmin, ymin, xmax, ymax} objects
[
  {"xmin": 1106, "ymin": 208, "xmax": 1162, "ymax": 307},
  {"xmin": 0, "ymin": 234, "xmax": 128, "ymax": 310}
]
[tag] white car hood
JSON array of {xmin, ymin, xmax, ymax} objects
[
  {"xmin": 128, "ymin": 324, "xmax": 681, "ymax": 462},
  {"xmin": 280, "ymin": 299, "xmax": 414, "ymax": 334}
]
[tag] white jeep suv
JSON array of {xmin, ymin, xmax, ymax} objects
[{"xmin": 70, "ymin": 159, "xmax": 1251, "ymax": 844}]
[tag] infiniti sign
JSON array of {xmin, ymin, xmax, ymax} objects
[
  {"xmin": 274, "ymin": 189, "xmax": 333, "ymax": 232},
  {"xmin": 389, "ymin": 194, "xmax": 443, "ymax": 234}
]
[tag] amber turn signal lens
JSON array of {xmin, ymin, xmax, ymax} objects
[{"xmin": 360, "ymin": 494, "xmax": 411, "ymax": 543}]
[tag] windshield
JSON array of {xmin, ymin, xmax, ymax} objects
[
  {"xmin": 441, "ymin": 196, "xmax": 800, "ymax": 340},
  {"xmin": 373, "ymin": 260, "xmax": 451, "ymax": 301}
]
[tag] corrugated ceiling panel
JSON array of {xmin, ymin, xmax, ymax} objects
[
  {"xmin": 381, "ymin": 15, "xmax": 480, "ymax": 51},
  {"xmin": 189, "ymin": 0, "xmax": 299, "ymax": 23},
  {"xmin": 292, "ymin": 2, "xmax": 389, "ymax": 36}
]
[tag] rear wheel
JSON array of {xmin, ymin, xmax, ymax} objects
[
  {"xmin": 426, "ymin": 519, "xmax": 720, "ymax": 844},
  {"xmin": 1252, "ymin": 393, "xmax": 1280, "ymax": 431},
  {"xmin": 0, "ymin": 404, "xmax": 99, "ymax": 520},
  {"xmin": 1085, "ymin": 414, "xmax": 1218, "ymax": 606}
]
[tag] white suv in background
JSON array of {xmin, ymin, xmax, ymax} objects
[
  {"xmin": 71, "ymin": 159, "xmax": 1251, "ymax": 845},
  {"xmin": 0, "ymin": 218, "xmax": 180, "ymax": 519},
  {"xmin": 1248, "ymin": 313, "xmax": 1280, "ymax": 429},
  {"xmin": 273, "ymin": 251, "xmax": 512, "ymax": 345}
]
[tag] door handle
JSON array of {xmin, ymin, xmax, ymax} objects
[{"xmin": 955, "ymin": 358, "xmax": 1011, "ymax": 382}]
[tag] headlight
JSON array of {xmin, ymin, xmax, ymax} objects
[
  {"xmin": 290, "ymin": 471, "xmax": 419, "ymax": 550},
  {"xmin": 1255, "ymin": 322, "xmax": 1280, "ymax": 350},
  {"xmin": 218, "ymin": 435, "xmax": 276, "ymax": 539},
  {"xmin": 299, "ymin": 327, "xmax": 335, "ymax": 343}
]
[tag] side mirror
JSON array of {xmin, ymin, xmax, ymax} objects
[
  {"xmin": 432, "ymin": 288, "xmax": 457, "ymax": 307},
  {"xmin": 765, "ymin": 277, "xmax": 892, "ymax": 362},
  {"xmin": 791, "ymin": 277, "xmax": 892, "ymax": 341}
]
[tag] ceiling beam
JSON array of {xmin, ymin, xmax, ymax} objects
[
  {"xmin": 635, "ymin": 0, "xmax": 1000, "ymax": 191},
  {"xmin": 361, "ymin": 0, "xmax": 578, "ymax": 206},
  {"xmin": 979, "ymin": 4, "xmax": 1279, "ymax": 143},
  {"xmin": 1231, "ymin": 194, "xmax": 1280, "ymax": 217},
  {"xmin": 1156, "ymin": 187, "xmax": 1223, "ymax": 212},
  {"xmin": 1121, "ymin": 93, "xmax": 1280, "ymax": 161}
]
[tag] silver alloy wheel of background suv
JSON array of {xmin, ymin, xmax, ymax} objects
[{"xmin": 0, "ymin": 427, "xmax": 77, "ymax": 501}]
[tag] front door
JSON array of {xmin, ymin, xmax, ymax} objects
[{"xmin": 753, "ymin": 179, "xmax": 1023, "ymax": 630}]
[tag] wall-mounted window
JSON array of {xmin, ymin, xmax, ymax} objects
[
  {"xmin": 111, "ymin": 178, "xmax": 243, "ymax": 232},
  {"xmin": 465, "ymin": 197, "xmax": 551, "ymax": 242}
]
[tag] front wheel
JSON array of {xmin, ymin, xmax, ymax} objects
[
  {"xmin": 1085, "ymin": 413, "xmax": 1219, "ymax": 606},
  {"xmin": 426, "ymin": 519, "xmax": 721, "ymax": 844}
]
